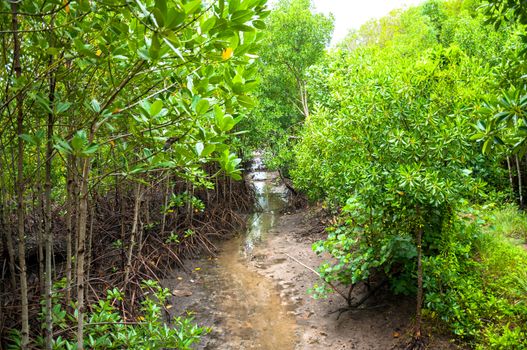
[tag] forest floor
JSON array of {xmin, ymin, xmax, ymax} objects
[{"xmin": 164, "ymin": 205, "xmax": 467, "ymax": 350}]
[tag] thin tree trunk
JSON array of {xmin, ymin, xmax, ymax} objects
[
  {"xmin": 120, "ymin": 185, "xmax": 126, "ymax": 271},
  {"xmin": 124, "ymin": 183, "xmax": 142, "ymax": 286},
  {"xmin": 12, "ymin": 2, "xmax": 29, "ymax": 347},
  {"xmin": 36, "ymin": 147, "xmax": 44, "ymax": 293},
  {"xmin": 65, "ymin": 160, "xmax": 74, "ymax": 306},
  {"xmin": 299, "ymin": 81, "xmax": 309, "ymax": 119},
  {"xmin": 516, "ymin": 155, "xmax": 523, "ymax": 208},
  {"xmin": 161, "ymin": 174, "xmax": 170, "ymax": 235},
  {"xmin": 44, "ymin": 47, "xmax": 56, "ymax": 349},
  {"xmin": 415, "ymin": 207, "xmax": 423, "ymax": 341},
  {"xmin": 0, "ymin": 156, "xmax": 16, "ymax": 289},
  {"xmin": 507, "ymin": 156, "xmax": 514, "ymax": 193},
  {"xmin": 76, "ymin": 157, "xmax": 91, "ymax": 350},
  {"xmin": 85, "ymin": 204, "xmax": 94, "ymax": 303}
]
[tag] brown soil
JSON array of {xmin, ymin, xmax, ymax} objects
[{"xmin": 164, "ymin": 207, "xmax": 466, "ymax": 350}]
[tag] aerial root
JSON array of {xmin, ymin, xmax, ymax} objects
[{"xmin": 404, "ymin": 335, "xmax": 427, "ymax": 350}]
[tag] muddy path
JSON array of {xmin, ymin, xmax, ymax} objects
[{"xmin": 163, "ymin": 167, "xmax": 463, "ymax": 349}]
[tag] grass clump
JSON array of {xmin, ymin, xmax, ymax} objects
[{"xmin": 486, "ymin": 203, "xmax": 527, "ymax": 242}]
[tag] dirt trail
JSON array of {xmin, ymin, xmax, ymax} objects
[{"xmin": 164, "ymin": 170, "xmax": 463, "ymax": 349}]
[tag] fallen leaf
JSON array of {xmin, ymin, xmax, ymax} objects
[{"xmin": 172, "ymin": 289, "xmax": 193, "ymax": 297}]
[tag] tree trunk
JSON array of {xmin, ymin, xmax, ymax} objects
[
  {"xmin": 12, "ymin": 2, "xmax": 30, "ymax": 348},
  {"xmin": 124, "ymin": 183, "xmax": 142, "ymax": 286},
  {"xmin": 415, "ymin": 208, "xmax": 423, "ymax": 341},
  {"xmin": 76, "ymin": 157, "xmax": 91, "ymax": 350},
  {"xmin": 85, "ymin": 204, "xmax": 95, "ymax": 303},
  {"xmin": 65, "ymin": 160, "xmax": 74, "ymax": 306},
  {"xmin": 0, "ymin": 156, "xmax": 16, "ymax": 289},
  {"xmin": 516, "ymin": 155, "xmax": 523, "ymax": 208},
  {"xmin": 120, "ymin": 185, "xmax": 126, "ymax": 271},
  {"xmin": 299, "ymin": 80, "xmax": 309, "ymax": 119},
  {"xmin": 507, "ymin": 156, "xmax": 514, "ymax": 194},
  {"xmin": 161, "ymin": 174, "xmax": 170, "ymax": 235},
  {"xmin": 36, "ymin": 147, "xmax": 44, "ymax": 293},
  {"xmin": 44, "ymin": 46, "xmax": 56, "ymax": 350}
]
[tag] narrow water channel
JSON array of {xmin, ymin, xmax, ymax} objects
[
  {"xmin": 164, "ymin": 159, "xmax": 298, "ymax": 349},
  {"xmin": 201, "ymin": 164, "xmax": 297, "ymax": 349}
]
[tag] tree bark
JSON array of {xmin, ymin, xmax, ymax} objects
[
  {"xmin": 124, "ymin": 183, "xmax": 142, "ymax": 286},
  {"xmin": 516, "ymin": 155, "xmax": 523, "ymax": 208},
  {"xmin": 0, "ymin": 155, "xmax": 16, "ymax": 289},
  {"xmin": 65, "ymin": 156, "xmax": 75, "ymax": 306},
  {"xmin": 36, "ymin": 147, "xmax": 44, "ymax": 293},
  {"xmin": 76, "ymin": 157, "xmax": 91, "ymax": 350},
  {"xmin": 12, "ymin": 2, "xmax": 30, "ymax": 348},
  {"xmin": 507, "ymin": 156, "xmax": 514, "ymax": 194},
  {"xmin": 415, "ymin": 207, "xmax": 423, "ymax": 341},
  {"xmin": 44, "ymin": 43, "xmax": 56, "ymax": 350},
  {"xmin": 85, "ymin": 204, "xmax": 95, "ymax": 303},
  {"xmin": 161, "ymin": 174, "xmax": 170, "ymax": 235}
]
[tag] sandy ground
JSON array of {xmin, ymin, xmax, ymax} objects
[{"xmin": 164, "ymin": 207, "xmax": 466, "ymax": 350}]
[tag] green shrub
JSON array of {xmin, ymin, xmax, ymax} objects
[{"xmin": 9, "ymin": 280, "xmax": 207, "ymax": 350}]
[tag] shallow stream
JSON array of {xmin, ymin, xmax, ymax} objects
[
  {"xmin": 166, "ymin": 161, "xmax": 298, "ymax": 349},
  {"xmin": 203, "ymin": 167, "xmax": 296, "ymax": 349}
]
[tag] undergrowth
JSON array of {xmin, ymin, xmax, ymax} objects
[
  {"xmin": 8, "ymin": 280, "xmax": 207, "ymax": 350},
  {"xmin": 425, "ymin": 204, "xmax": 527, "ymax": 349},
  {"xmin": 485, "ymin": 203, "xmax": 527, "ymax": 242}
]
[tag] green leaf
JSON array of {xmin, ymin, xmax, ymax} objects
[
  {"xmin": 90, "ymin": 99, "xmax": 101, "ymax": 113},
  {"xmin": 166, "ymin": 9, "xmax": 186, "ymax": 28},
  {"xmin": 150, "ymin": 100, "xmax": 163, "ymax": 116},
  {"xmin": 228, "ymin": 0, "xmax": 239, "ymax": 13},
  {"xmin": 195, "ymin": 142, "xmax": 204, "ymax": 156},
  {"xmin": 252, "ymin": 19, "xmax": 266, "ymax": 29},
  {"xmin": 152, "ymin": 8, "xmax": 165, "ymax": 28},
  {"xmin": 149, "ymin": 33, "xmax": 161, "ymax": 60},
  {"xmin": 195, "ymin": 99, "xmax": 210, "ymax": 115},
  {"xmin": 237, "ymin": 95, "xmax": 254, "ymax": 108},
  {"xmin": 155, "ymin": 0, "xmax": 167, "ymax": 18},
  {"xmin": 71, "ymin": 131, "xmax": 87, "ymax": 151},
  {"xmin": 183, "ymin": 0, "xmax": 201, "ymax": 15},
  {"xmin": 82, "ymin": 144, "xmax": 99, "ymax": 156},
  {"xmin": 218, "ymin": 115, "xmax": 235, "ymax": 132},
  {"xmin": 137, "ymin": 47, "xmax": 151, "ymax": 60},
  {"xmin": 55, "ymin": 102, "xmax": 72, "ymax": 114},
  {"xmin": 35, "ymin": 95, "xmax": 53, "ymax": 114},
  {"xmin": 482, "ymin": 138, "xmax": 491, "ymax": 155},
  {"xmin": 200, "ymin": 17, "xmax": 216, "ymax": 34},
  {"xmin": 231, "ymin": 24, "xmax": 254, "ymax": 32},
  {"xmin": 470, "ymin": 133, "xmax": 486, "ymax": 141},
  {"xmin": 202, "ymin": 144, "xmax": 216, "ymax": 156},
  {"xmin": 231, "ymin": 10, "xmax": 254, "ymax": 23},
  {"xmin": 19, "ymin": 134, "xmax": 36, "ymax": 145},
  {"xmin": 54, "ymin": 138, "xmax": 73, "ymax": 154}
]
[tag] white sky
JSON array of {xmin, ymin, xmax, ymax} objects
[{"xmin": 312, "ymin": 0, "xmax": 426, "ymax": 46}]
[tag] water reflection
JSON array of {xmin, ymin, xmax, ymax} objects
[{"xmin": 244, "ymin": 171, "xmax": 289, "ymax": 255}]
